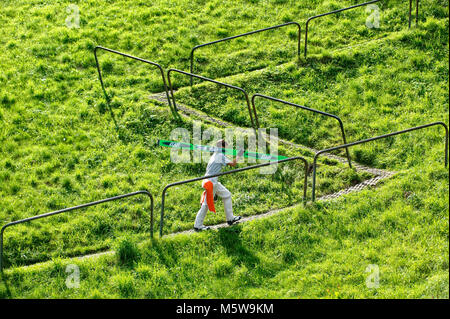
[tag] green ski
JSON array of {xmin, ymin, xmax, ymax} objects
[{"xmin": 158, "ymin": 139, "xmax": 288, "ymax": 161}]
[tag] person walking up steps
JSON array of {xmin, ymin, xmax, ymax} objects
[{"xmin": 194, "ymin": 139, "xmax": 244, "ymax": 231}]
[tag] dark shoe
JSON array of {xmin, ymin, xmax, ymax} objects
[
  {"xmin": 194, "ymin": 225, "xmax": 211, "ymax": 232},
  {"xmin": 227, "ymin": 216, "xmax": 242, "ymax": 226}
]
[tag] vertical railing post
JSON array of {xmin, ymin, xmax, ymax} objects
[
  {"xmin": 304, "ymin": 20, "xmax": 310, "ymax": 58},
  {"xmin": 409, "ymin": 0, "xmax": 420, "ymax": 28},
  {"xmin": 0, "ymin": 226, "xmax": 5, "ymax": 273},
  {"xmin": 160, "ymin": 188, "xmax": 168, "ymax": 238},
  {"xmin": 416, "ymin": 0, "xmax": 420, "ymax": 25},
  {"xmin": 312, "ymin": 156, "xmax": 319, "ymax": 202},
  {"xmin": 190, "ymin": 50, "xmax": 195, "ymax": 87},
  {"xmin": 337, "ymin": 118, "xmax": 352, "ymax": 169},
  {"xmin": 443, "ymin": 122, "xmax": 448, "ymax": 167},
  {"xmin": 409, "ymin": 0, "xmax": 413, "ymax": 28}
]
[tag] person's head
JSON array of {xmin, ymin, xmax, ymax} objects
[{"xmin": 216, "ymin": 139, "xmax": 227, "ymax": 152}]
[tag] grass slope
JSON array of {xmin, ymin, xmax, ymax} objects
[
  {"xmin": 1, "ymin": 100, "xmax": 369, "ymax": 268},
  {"xmin": 0, "ymin": 0, "xmax": 448, "ymax": 298},
  {"xmin": 1, "ymin": 165, "xmax": 448, "ymax": 298}
]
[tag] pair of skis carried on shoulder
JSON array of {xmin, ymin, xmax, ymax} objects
[{"xmin": 158, "ymin": 139, "xmax": 287, "ymax": 162}]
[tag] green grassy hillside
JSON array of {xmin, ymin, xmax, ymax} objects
[
  {"xmin": 0, "ymin": 96, "xmax": 371, "ymax": 268},
  {"xmin": 1, "ymin": 166, "xmax": 448, "ymax": 298},
  {"xmin": 0, "ymin": 0, "xmax": 448, "ymax": 298}
]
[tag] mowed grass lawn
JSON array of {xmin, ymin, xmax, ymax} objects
[{"xmin": 0, "ymin": 0, "xmax": 448, "ymax": 298}]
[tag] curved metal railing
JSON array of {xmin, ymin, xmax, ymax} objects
[
  {"xmin": 159, "ymin": 156, "xmax": 309, "ymax": 236},
  {"xmin": 0, "ymin": 190, "xmax": 154, "ymax": 271},
  {"xmin": 311, "ymin": 122, "xmax": 448, "ymax": 201},
  {"xmin": 252, "ymin": 94, "xmax": 352, "ymax": 168},
  {"xmin": 94, "ymin": 46, "xmax": 176, "ymax": 117},
  {"xmin": 304, "ymin": 0, "xmax": 381, "ymax": 58},
  {"xmin": 167, "ymin": 68, "xmax": 259, "ymax": 130},
  {"xmin": 190, "ymin": 22, "xmax": 301, "ymax": 86}
]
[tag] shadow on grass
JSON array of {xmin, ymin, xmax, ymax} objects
[
  {"xmin": 150, "ymin": 239, "xmax": 179, "ymax": 267},
  {"xmin": 100, "ymin": 88, "xmax": 119, "ymax": 131},
  {"xmin": 217, "ymin": 226, "xmax": 259, "ymax": 268},
  {"xmin": 0, "ymin": 272, "xmax": 12, "ymax": 299}
]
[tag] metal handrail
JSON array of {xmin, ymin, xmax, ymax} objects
[
  {"xmin": 0, "ymin": 190, "xmax": 154, "ymax": 271},
  {"xmin": 159, "ymin": 156, "xmax": 309, "ymax": 236},
  {"xmin": 93, "ymin": 46, "xmax": 177, "ymax": 117},
  {"xmin": 189, "ymin": 22, "xmax": 301, "ymax": 86},
  {"xmin": 251, "ymin": 94, "xmax": 352, "ymax": 168},
  {"xmin": 167, "ymin": 68, "xmax": 259, "ymax": 130},
  {"xmin": 409, "ymin": 0, "xmax": 420, "ymax": 28},
  {"xmin": 311, "ymin": 122, "xmax": 449, "ymax": 201},
  {"xmin": 304, "ymin": 0, "xmax": 381, "ymax": 58}
]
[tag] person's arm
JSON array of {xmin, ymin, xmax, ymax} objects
[
  {"xmin": 227, "ymin": 158, "xmax": 238, "ymax": 167},
  {"xmin": 227, "ymin": 149, "xmax": 244, "ymax": 167}
]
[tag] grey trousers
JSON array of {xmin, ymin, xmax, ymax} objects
[{"xmin": 194, "ymin": 181, "xmax": 234, "ymax": 228}]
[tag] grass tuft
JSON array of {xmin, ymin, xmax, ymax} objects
[{"xmin": 115, "ymin": 237, "xmax": 141, "ymax": 267}]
